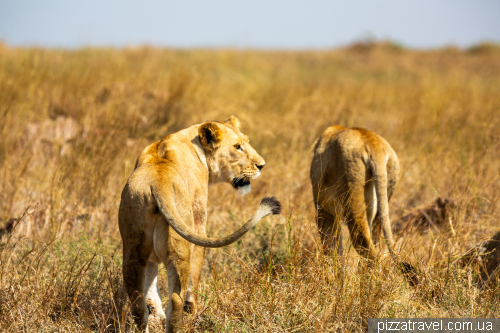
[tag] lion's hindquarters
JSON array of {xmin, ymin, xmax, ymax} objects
[
  {"xmin": 311, "ymin": 130, "xmax": 394, "ymax": 262},
  {"xmin": 311, "ymin": 127, "xmax": 419, "ymax": 285}
]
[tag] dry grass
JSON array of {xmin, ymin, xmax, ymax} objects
[{"xmin": 1, "ymin": 42, "xmax": 500, "ymax": 332}]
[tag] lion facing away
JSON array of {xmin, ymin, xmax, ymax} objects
[
  {"xmin": 118, "ymin": 116, "xmax": 281, "ymax": 332},
  {"xmin": 310, "ymin": 125, "xmax": 417, "ymax": 284}
]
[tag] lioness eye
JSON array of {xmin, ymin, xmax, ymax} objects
[{"xmin": 235, "ymin": 144, "xmax": 243, "ymax": 151}]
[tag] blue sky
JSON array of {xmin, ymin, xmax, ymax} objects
[{"xmin": 1, "ymin": 0, "xmax": 499, "ymax": 49}]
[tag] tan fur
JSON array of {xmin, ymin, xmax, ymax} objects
[
  {"xmin": 310, "ymin": 125, "xmax": 400, "ymax": 261},
  {"xmin": 119, "ymin": 117, "xmax": 280, "ymax": 332}
]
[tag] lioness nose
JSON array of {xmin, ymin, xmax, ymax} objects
[{"xmin": 256, "ymin": 163, "xmax": 265, "ymax": 170}]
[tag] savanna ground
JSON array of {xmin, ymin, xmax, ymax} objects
[{"xmin": 1, "ymin": 41, "xmax": 500, "ymax": 332}]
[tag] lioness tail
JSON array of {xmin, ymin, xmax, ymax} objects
[
  {"xmin": 151, "ymin": 185, "xmax": 281, "ymax": 248},
  {"xmin": 260, "ymin": 196, "xmax": 282, "ymax": 215}
]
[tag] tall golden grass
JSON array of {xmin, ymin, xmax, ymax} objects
[{"xmin": 1, "ymin": 41, "xmax": 500, "ymax": 332}]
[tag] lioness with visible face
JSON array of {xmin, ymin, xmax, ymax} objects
[
  {"xmin": 119, "ymin": 116, "xmax": 281, "ymax": 332},
  {"xmin": 310, "ymin": 125, "xmax": 417, "ymax": 285}
]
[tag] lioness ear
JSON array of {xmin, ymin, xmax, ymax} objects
[
  {"xmin": 199, "ymin": 122, "xmax": 223, "ymax": 149},
  {"xmin": 224, "ymin": 116, "xmax": 241, "ymax": 130}
]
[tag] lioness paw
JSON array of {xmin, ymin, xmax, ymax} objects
[{"xmin": 183, "ymin": 301, "xmax": 196, "ymax": 314}]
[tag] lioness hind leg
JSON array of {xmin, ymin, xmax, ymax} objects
[
  {"xmin": 145, "ymin": 261, "xmax": 166, "ymax": 319},
  {"xmin": 185, "ymin": 245, "xmax": 205, "ymax": 315},
  {"xmin": 371, "ymin": 212, "xmax": 382, "ymax": 247},
  {"xmin": 165, "ymin": 259, "xmax": 190, "ymax": 333},
  {"xmin": 316, "ymin": 206, "xmax": 343, "ymax": 256},
  {"xmin": 345, "ymin": 187, "xmax": 379, "ymax": 262},
  {"xmin": 346, "ymin": 215, "xmax": 378, "ymax": 262},
  {"xmin": 123, "ymin": 253, "xmax": 150, "ymax": 331}
]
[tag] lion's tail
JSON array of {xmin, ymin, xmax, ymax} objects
[
  {"xmin": 370, "ymin": 155, "xmax": 394, "ymax": 255},
  {"xmin": 151, "ymin": 185, "xmax": 281, "ymax": 248},
  {"xmin": 371, "ymin": 156, "xmax": 419, "ymax": 287}
]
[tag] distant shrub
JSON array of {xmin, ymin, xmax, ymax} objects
[
  {"xmin": 467, "ymin": 41, "xmax": 500, "ymax": 55},
  {"xmin": 345, "ymin": 39, "xmax": 405, "ymax": 53}
]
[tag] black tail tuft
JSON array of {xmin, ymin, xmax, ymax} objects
[
  {"xmin": 399, "ymin": 261, "xmax": 420, "ymax": 287},
  {"xmin": 261, "ymin": 196, "xmax": 281, "ymax": 215}
]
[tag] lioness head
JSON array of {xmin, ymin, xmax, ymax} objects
[{"xmin": 199, "ymin": 116, "xmax": 265, "ymax": 195}]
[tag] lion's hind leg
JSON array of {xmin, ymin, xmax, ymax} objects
[
  {"xmin": 345, "ymin": 185, "xmax": 379, "ymax": 263},
  {"xmin": 184, "ymin": 245, "xmax": 205, "ymax": 315},
  {"xmin": 371, "ymin": 212, "xmax": 382, "ymax": 248},
  {"xmin": 122, "ymin": 243, "xmax": 151, "ymax": 331},
  {"xmin": 154, "ymin": 220, "xmax": 191, "ymax": 333},
  {"xmin": 144, "ymin": 260, "xmax": 166, "ymax": 319},
  {"xmin": 316, "ymin": 205, "xmax": 343, "ymax": 257},
  {"xmin": 164, "ymin": 258, "xmax": 190, "ymax": 333}
]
